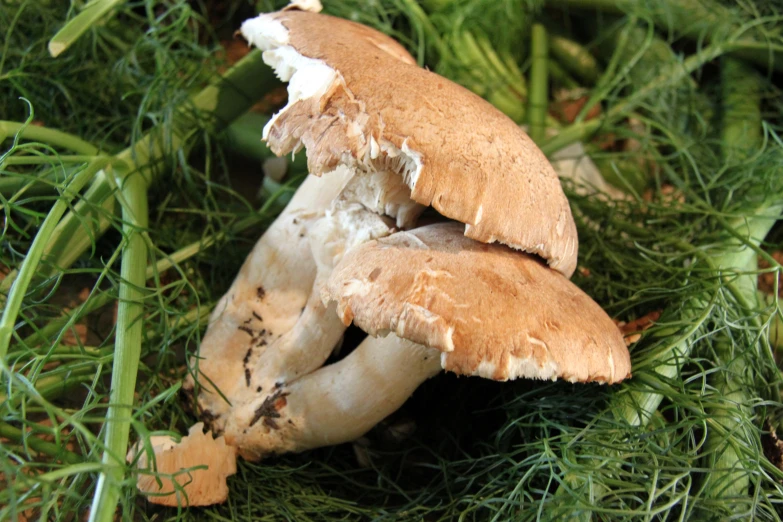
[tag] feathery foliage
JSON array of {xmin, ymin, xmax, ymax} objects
[{"xmin": 1, "ymin": 0, "xmax": 782, "ymax": 520}]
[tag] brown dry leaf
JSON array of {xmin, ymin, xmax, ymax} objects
[
  {"xmin": 251, "ymin": 86, "xmax": 288, "ymax": 115},
  {"xmin": 660, "ymin": 184, "xmax": 685, "ymax": 204},
  {"xmin": 763, "ymin": 420, "xmax": 783, "ymax": 471},
  {"xmin": 552, "ymin": 90, "xmax": 601, "ymax": 124},
  {"xmin": 759, "ymin": 251, "xmax": 782, "ymax": 298},
  {"xmin": 13, "ymin": 501, "xmax": 39, "ymax": 522},
  {"xmin": 219, "ymin": 38, "xmax": 251, "ymax": 68},
  {"xmin": 614, "ymin": 310, "xmax": 662, "ymax": 346},
  {"xmin": 77, "ymin": 287, "xmax": 91, "ymax": 302},
  {"xmin": 643, "ymin": 184, "xmax": 685, "ymax": 205},
  {"xmin": 61, "ymin": 324, "xmax": 88, "ymax": 346},
  {"xmin": 594, "ymin": 131, "xmax": 619, "ymax": 151}
]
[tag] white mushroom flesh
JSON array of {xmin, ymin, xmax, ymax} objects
[
  {"xmin": 190, "ymin": 159, "xmax": 423, "ymax": 437},
  {"xmin": 186, "ymin": 168, "xmax": 353, "ymax": 431},
  {"xmin": 220, "ymin": 173, "xmax": 423, "ymax": 451},
  {"xmin": 240, "ymin": 15, "xmax": 426, "ymax": 196},
  {"xmin": 189, "ymin": 14, "xmax": 428, "ymax": 456},
  {"xmin": 226, "ymin": 334, "xmax": 442, "ymax": 460}
]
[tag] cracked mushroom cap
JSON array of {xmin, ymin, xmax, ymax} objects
[
  {"xmin": 241, "ymin": 10, "xmax": 579, "ymax": 277},
  {"xmin": 322, "ymin": 223, "xmax": 630, "ymax": 384},
  {"xmin": 128, "ymin": 423, "xmax": 237, "ymax": 507}
]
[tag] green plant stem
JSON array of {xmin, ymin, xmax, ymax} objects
[
  {"xmin": 618, "ymin": 202, "xmax": 782, "ymax": 426},
  {"xmin": 541, "ymin": 41, "xmax": 727, "ymax": 156},
  {"xmin": 88, "ymin": 170, "xmax": 148, "ymax": 522},
  {"xmin": 586, "ymin": 145, "xmax": 649, "ymax": 194},
  {"xmin": 0, "ymin": 158, "xmax": 108, "ymax": 359},
  {"xmin": 48, "ymin": 0, "xmax": 125, "ymax": 58},
  {"xmin": 8, "ymin": 344, "xmax": 106, "ymax": 359},
  {"xmin": 559, "ymin": 205, "xmax": 782, "ymax": 519},
  {"xmin": 0, "ymin": 422, "xmax": 81, "ymax": 464},
  {"xmin": 700, "ymin": 57, "xmax": 766, "ymax": 506},
  {"xmin": 1, "ymin": 366, "xmax": 99, "ymax": 408},
  {"xmin": 574, "ymin": 19, "xmax": 645, "ymax": 125},
  {"xmin": 721, "ymin": 59, "xmax": 762, "ymax": 160},
  {"xmin": 767, "ymin": 293, "xmax": 782, "ymax": 352},
  {"xmin": 0, "ymin": 50, "xmax": 278, "ymax": 297},
  {"xmin": 548, "ymin": 33, "xmax": 600, "ymax": 85},
  {"xmin": 0, "ymin": 166, "xmax": 76, "ymax": 197},
  {"xmin": 549, "ymin": 0, "xmax": 783, "ymax": 72},
  {"xmin": 84, "ymin": 150, "xmax": 293, "ymax": 522},
  {"xmin": 1, "ymin": 154, "xmax": 99, "ymax": 166},
  {"xmin": 446, "ymin": 30, "xmax": 527, "ymax": 122},
  {"xmin": 398, "ymin": 0, "xmax": 450, "ymax": 62},
  {"xmin": 528, "ymin": 24, "xmax": 549, "ymax": 144},
  {"xmin": 21, "ymin": 292, "xmax": 115, "ymax": 348},
  {"xmin": 10, "ymin": 462, "xmax": 106, "ymax": 489},
  {"xmin": 21, "ymin": 179, "xmax": 294, "ymax": 348},
  {"xmin": 593, "ymin": 20, "xmax": 693, "ymax": 89},
  {"xmin": 548, "ymin": 59, "xmax": 579, "ymax": 89},
  {"xmin": 0, "ymin": 121, "xmax": 99, "ymax": 154},
  {"xmin": 224, "ymin": 112, "xmax": 273, "ymax": 162},
  {"xmin": 616, "ymin": 299, "xmax": 711, "ymax": 426}
]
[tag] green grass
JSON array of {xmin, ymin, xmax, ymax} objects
[{"xmin": 1, "ymin": 0, "xmax": 783, "ymax": 520}]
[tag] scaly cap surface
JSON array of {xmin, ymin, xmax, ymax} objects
[
  {"xmin": 241, "ymin": 11, "xmax": 579, "ymax": 276},
  {"xmin": 323, "ymin": 223, "xmax": 630, "ymax": 384}
]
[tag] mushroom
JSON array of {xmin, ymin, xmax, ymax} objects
[
  {"xmin": 128, "ymin": 423, "xmax": 237, "ymax": 507},
  {"xmin": 185, "ymin": 14, "xmax": 420, "ymax": 432},
  {"xmin": 239, "ymin": 9, "xmax": 578, "ymax": 276},
  {"xmin": 185, "ymin": 168, "xmax": 350, "ymax": 432},
  {"xmin": 191, "ymin": 8, "xmax": 583, "ymax": 454},
  {"xmin": 226, "ymin": 223, "xmax": 630, "ymax": 460}
]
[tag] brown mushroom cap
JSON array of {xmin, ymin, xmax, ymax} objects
[
  {"xmin": 243, "ymin": 10, "xmax": 578, "ymax": 277},
  {"xmin": 128, "ymin": 423, "xmax": 237, "ymax": 507},
  {"xmin": 322, "ymin": 223, "xmax": 630, "ymax": 384}
]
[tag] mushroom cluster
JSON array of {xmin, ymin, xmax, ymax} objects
[{"xmin": 182, "ymin": 5, "xmax": 631, "ymax": 465}]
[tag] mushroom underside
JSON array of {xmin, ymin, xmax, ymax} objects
[
  {"xmin": 187, "ymin": 161, "xmax": 424, "ymax": 450},
  {"xmin": 240, "ymin": 11, "xmax": 580, "ymax": 277}
]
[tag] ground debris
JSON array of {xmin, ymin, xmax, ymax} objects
[
  {"xmin": 763, "ymin": 420, "xmax": 783, "ymax": 471},
  {"xmin": 759, "ymin": 251, "xmax": 782, "ymax": 298},
  {"xmin": 249, "ymin": 389, "xmax": 289, "ymax": 428},
  {"xmin": 551, "ymin": 90, "xmax": 601, "ymax": 124},
  {"xmin": 614, "ymin": 310, "xmax": 662, "ymax": 346}
]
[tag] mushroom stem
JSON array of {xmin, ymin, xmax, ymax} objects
[
  {"xmin": 226, "ymin": 334, "xmax": 442, "ymax": 460},
  {"xmin": 243, "ymin": 288, "xmax": 346, "ymax": 388},
  {"xmin": 235, "ymin": 199, "xmax": 399, "ymax": 387},
  {"xmin": 186, "ymin": 168, "xmax": 353, "ymax": 432},
  {"xmin": 224, "ymin": 202, "xmax": 400, "ymax": 442}
]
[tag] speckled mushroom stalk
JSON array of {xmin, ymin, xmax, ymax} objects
[
  {"xmin": 222, "ymin": 224, "xmax": 630, "ymax": 459},
  {"xmin": 187, "ymin": 165, "xmax": 424, "ymax": 433},
  {"xmin": 228, "ymin": 334, "xmax": 441, "ymax": 460},
  {"xmin": 187, "ymin": 8, "xmax": 422, "ymax": 433},
  {"xmin": 185, "ymin": 170, "xmax": 351, "ymax": 432}
]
